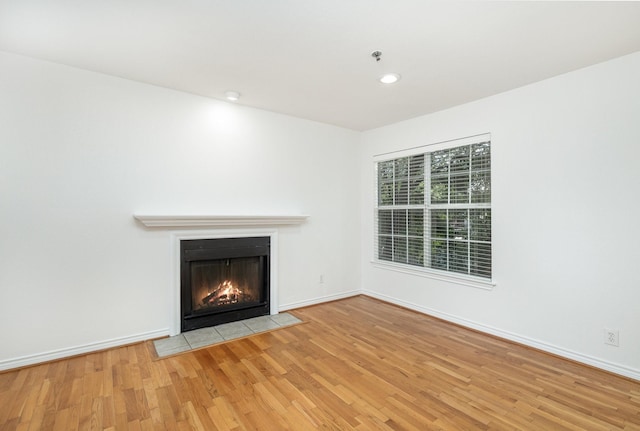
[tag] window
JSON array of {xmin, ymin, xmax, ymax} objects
[{"xmin": 375, "ymin": 135, "xmax": 491, "ymax": 280}]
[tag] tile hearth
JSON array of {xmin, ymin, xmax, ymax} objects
[{"xmin": 153, "ymin": 313, "xmax": 302, "ymax": 358}]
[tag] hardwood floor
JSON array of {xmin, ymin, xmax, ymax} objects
[{"xmin": 1, "ymin": 296, "xmax": 639, "ymax": 430}]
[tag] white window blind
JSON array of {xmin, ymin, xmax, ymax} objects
[{"xmin": 374, "ymin": 134, "xmax": 492, "ymax": 280}]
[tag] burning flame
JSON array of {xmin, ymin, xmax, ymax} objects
[{"xmin": 202, "ymin": 280, "xmax": 244, "ymax": 306}]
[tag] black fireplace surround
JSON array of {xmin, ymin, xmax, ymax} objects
[{"xmin": 180, "ymin": 236, "xmax": 270, "ymax": 332}]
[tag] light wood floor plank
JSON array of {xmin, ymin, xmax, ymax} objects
[{"xmin": 1, "ymin": 295, "xmax": 639, "ymax": 430}]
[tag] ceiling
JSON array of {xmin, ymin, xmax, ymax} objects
[{"xmin": 2, "ymin": 1, "xmax": 640, "ymax": 131}]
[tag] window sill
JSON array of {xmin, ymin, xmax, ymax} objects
[{"xmin": 370, "ymin": 260, "xmax": 496, "ymax": 290}]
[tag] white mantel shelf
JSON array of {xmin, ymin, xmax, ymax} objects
[{"xmin": 134, "ymin": 214, "xmax": 309, "ymax": 228}]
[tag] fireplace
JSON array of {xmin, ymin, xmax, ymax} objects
[{"xmin": 180, "ymin": 236, "xmax": 270, "ymax": 332}]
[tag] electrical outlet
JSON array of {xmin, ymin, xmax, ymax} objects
[
  {"xmin": 604, "ymin": 328, "xmax": 619, "ymax": 347},
  {"xmin": 319, "ymin": 274, "xmax": 324, "ymax": 284}
]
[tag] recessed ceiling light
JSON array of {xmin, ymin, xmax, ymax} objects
[
  {"xmin": 379, "ymin": 73, "xmax": 401, "ymax": 84},
  {"xmin": 224, "ymin": 91, "xmax": 240, "ymax": 101}
]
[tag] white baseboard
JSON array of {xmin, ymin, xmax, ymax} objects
[
  {"xmin": 279, "ymin": 290, "xmax": 361, "ymax": 311},
  {"xmin": 5, "ymin": 291, "xmax": 638, "ymax": 382},
  {"xmin": 0, "ymin": 329, "xmax": 168, "ymax": 372},
  {"xmin": 0, "ymin": 290, "xmax": 360, "ymax": 371},
  {"xmin": 363, "ymin": 290, "xmax": 640, "ymax": 382}
]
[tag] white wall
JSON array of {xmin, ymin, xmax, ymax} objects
[
  {"xmin": 360, "ymin": 51, "xmax": 640, "ymax": 379},
  {"xmin": 0, "ymin": 51, "xmax": 361, "ymax": 369}
]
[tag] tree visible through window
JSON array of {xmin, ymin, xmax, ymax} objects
[{"xmin": 375, "ymin": 139, "xmax": 491, "ymax": 279}]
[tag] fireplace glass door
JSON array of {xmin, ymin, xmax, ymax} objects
[{"xmin": 191, "ymin": 257, "xmax": 263, "ymax": 312}]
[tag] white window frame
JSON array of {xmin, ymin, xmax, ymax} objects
[{"xmin": 372, "ymin": 133, "xmax": 495, "ymax": 290}]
